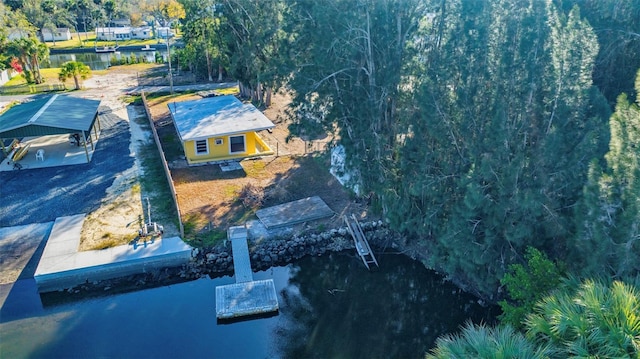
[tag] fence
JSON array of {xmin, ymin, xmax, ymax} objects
[
  {"xmin": 136, "ymin": 72, "xmax": 197, "ymax": 87},
  {"xmin": 141, "ymin": 91, "xmax": 185, "ymax": 238},
  {"xmin": 0, "ymin": 83, "xmax": 65, "ymax": 95}
]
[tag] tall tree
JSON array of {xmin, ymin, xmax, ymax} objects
[
  {"xmin": 178, "ymin": 0, "xmax": 228, "ymax": 82},
  {"xmin": 222, "ymin": 0, "xmax": 290, "ymax": 104},
  {"xmin": 371, "ymin": 0, "xmax": 606, "ymax": 296},
  {"xmin": 573, "ymin": 68, "xmax": 640, "ymax": 277},
  {"xmin": 559, "ymin": 0, "xmax": 640, "ymax": 105},
  {"xmin": 286, "ymin": 0, "xmax": 426, "ymax": 192}
]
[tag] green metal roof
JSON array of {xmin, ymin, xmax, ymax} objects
[{"xmin": 0, "ymin": 94, "xmax": 101, "ymax": 139}]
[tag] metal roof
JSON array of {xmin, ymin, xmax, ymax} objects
[
  {"xmin": 168, "ymin": 95, "xmax": 275, "ymax": 142},
  {"xmin": 0, "ymin": 94, "xmax": 101, "ymax": 139}
]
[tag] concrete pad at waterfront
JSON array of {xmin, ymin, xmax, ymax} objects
[
  {"xmin": 34, "ymin": 214, "xmax": 193, "ymax": 292},
  {"xmin": 255, "ymin": 196, "xmax": 335, "ymax": 229}
]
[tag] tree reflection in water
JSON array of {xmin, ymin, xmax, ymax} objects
[{"xmin": 275, "ymin": 252, "xmax": 498, "ymax": 358}]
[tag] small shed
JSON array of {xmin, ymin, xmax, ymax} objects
[
  {"xmin": 0, "ymin": 94, "xmax": 101, "ymax": 163},
  {"xmin": 41, "ymin": 28, "xmax": 72, "ymax": 42},
  {"xmin": 168, "ymin": 95, "xmax": 275, "ymax": 164}
]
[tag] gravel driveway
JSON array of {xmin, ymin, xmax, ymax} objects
[{"xmin": 0, "ymin": 109, "xmax": 133, "ymax": 227}]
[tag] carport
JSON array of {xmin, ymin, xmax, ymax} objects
[{"xmin": 0, "ymin": 94, "xmax": 102, "ymax": 170}]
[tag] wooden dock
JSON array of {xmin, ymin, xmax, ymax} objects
[
  {"xmin": 215, "ymin": 226, "xmax": 279, "ymax": 320},
  {"xmin": 255, "ymin": 196, "xmax": 334, "ymax": 229},
  {"xmin": 344, "ymin": 215, "xmax": 379, "ymax": 270},
  {"xmin": 228, "ymin": 226, "xmax": 253, "ymax": 283}
]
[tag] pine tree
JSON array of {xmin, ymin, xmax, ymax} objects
[{"xmin": 573, "ymin": 69, "xmax": 640, "ymax": 277}]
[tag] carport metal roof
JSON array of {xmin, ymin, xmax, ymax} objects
[{"xmin": 0, "ymin": 94, "xmax": 101, "ymax": 139}]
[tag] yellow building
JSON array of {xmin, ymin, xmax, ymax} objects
[{"xmin": 168, "ymin": 95, "xmax": 275, "ymax": 165}]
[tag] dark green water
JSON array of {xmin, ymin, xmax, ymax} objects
[{"xmin": 0, "ymin": 252, "xmax": 496, "ymax": 358}]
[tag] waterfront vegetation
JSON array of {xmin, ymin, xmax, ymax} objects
[{"xmin": 2, "ymin": 0, "xmax": 640, "ymax": 356}]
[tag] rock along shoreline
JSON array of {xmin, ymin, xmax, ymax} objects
[
  {"xmin": 189, "ymin": 220, "xmax": 395, "ymax": 276},
  {"xmin": 50, "ymin": 221, "xmax": 401, "ymax": 299}
]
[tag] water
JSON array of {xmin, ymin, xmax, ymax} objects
[
  {"xmin": 46, "ymin": 49, "xmax": 167, "ymax": 71},
  {"xmin": 0, "ymin": 252, "xmax": 496, "ymax": 358}
]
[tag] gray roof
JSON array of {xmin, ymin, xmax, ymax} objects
[
  {"xmin": 0, "ymin": 94, "xmax": 101, "ymax": 139},
  {"xmin": 168, "ymin": 95, "xmax": 275, "ymax": 142}
]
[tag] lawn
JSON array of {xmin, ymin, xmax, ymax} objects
[
  {"xmin": 4, "ymin": 68, "xmax": 63, "ymax": 86},
  {"xmin": 47, "ymin": 31, "xmax": 181, "ymax": 50},
  {"xmin": 1, "ymin": 64, "xmax": 163, "ymax": 95}
]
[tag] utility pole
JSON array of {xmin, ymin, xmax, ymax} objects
[{"xmin": 166, "ymin": 28, "xmax": 173, "ymax": 94}]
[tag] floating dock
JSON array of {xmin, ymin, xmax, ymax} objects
[{"xmin": 215, "ymin": 226, "xmax": 279, "ymax": 320}]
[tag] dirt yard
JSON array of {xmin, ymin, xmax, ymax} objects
[
  {"xmin": 70, "ymin": 65, "xmax": 373, "ymax": 248},
  {"xmin": 146, "ymin": 90, "xmax": 372, "ymax": 241}
]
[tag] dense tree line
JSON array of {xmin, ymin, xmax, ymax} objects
[{"xmin": 174, "ymin": 0, "xmax": 639, "ymax": 298}]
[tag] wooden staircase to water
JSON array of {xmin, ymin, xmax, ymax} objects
[{"xmin": 344, "ymin": 214, "xmax": 379, "ymax": 270}]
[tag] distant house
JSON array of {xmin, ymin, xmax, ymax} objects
[
  {"xmin": 131, "ymin": 27, "xmax": 153, "ymax": 40},
  {"xmin": 168, "ymin": 95, "xmax": 275, "ymax": 164},
  {"xmin": 109, "ymin": 19, "xmax": 131, "ymax": 27},
  {"xmin": 95, "ymin": 27, "xmax": 131, "ymax": 41},
  {"xmin": 41, "ymin": 28, "xmax": 72, "ymax": 42},
  {"xmin": 8, "ymin": 28, "xmax": 32, "ymax": 41},
  {"xmin": 156, "ymin": 27, "xmax": 175, "ymax": 38}
]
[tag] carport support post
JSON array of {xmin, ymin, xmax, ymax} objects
[{"xmin": 82, "ymin": 132, "xmax": 90, "ymax": 162}]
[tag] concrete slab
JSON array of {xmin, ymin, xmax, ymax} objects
[
  {"xmin": 34, "ymin": 214, "xmax": 193, "ymax": 292},
  {"xmin": 38, "ymin": 215, "xmax": 84, "ymax": 258},
  {"xmin": 255, "ymin": 196, "xmax": 335, "ymax": 229},
  {"xmin": 219, "ymin": 161, "xmax": 242, "ymax": 172},
  {"xmin": 215, "ymin": 279, "xmax": 279, "ymax": 319},
  {"xmin": 0, "ymin": 133, "xmax": 98, "ymax": 172}
]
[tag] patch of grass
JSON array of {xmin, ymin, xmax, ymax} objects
[
  {"xmin": 46, "ymin": 35, "xmax": 163, "ymax": 50},
  {"xmin": 4, "ymin": 68, "xmax": 65, "ymax": 86},
  {"xmin": 186, "ymin": 229, "xmax": 227, "ymax": 247},
  {"xmin": 234, "ymin": 208, "xmax": 258, "ymax": 224},
  {"xmin": 158, "ymin": 133, "xmax": 183, "ymax": 160},
  {"xmin": 215, "ymin": 86, "xmax": 240, "ymax": 95},
  {"xmin": 135, "ymin": 112, "xmax": 179, "ymax": 229},
  {"xmin": 242, "ymin": 160, "xmax": 267, "ymax": 178},
  {"xmin": 183, "ymin": 213, "xmax": 207, "ymax": 238},
  {"xmin": 131, "ymin": 183, "xmax": 141, "ymax": 195},
  {"xmin": 89, "ymin": 236, "xmax": 120, "ymax": 250},
  {"xmin": 223, "ymin": 184, "xmax": 242, "ymax": 200},
  {"xmin": 145, "ymin": 92, "xmax": 196, "ymax": 105},
  {"xmin": 121, "ymin": 95, "xmax": 142, "ymax": 105}
]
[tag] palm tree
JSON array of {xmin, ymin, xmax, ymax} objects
[
  {"xmin": 58, "ymin": 61, "xmax": 91, "ymax": 90},
  {"xmin": 426, "ymin": 323, "xmax": 552, "ymax": 359},
  {"xmin": 526, "ymin": 277, "xmax": 640, "ymax": 358}
]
